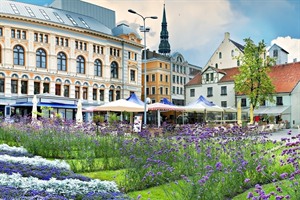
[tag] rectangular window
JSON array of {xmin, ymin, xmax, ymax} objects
[
  {"xmin": 11, "ymin": 29, "xmax": 15, "ymax": 38},
  {"xmin": 128, "ymin": 52, "xmax": 131, "ymax": 59},
  {"xmin": 276, "ymin": 96, "xmax": 283, "ymax": 105},
  {"xmin": 146, "ymin": 88, "xmax": 149, "ymax": 95},
  {"xmin": 190, "ymin": 89, "xmax": 195, "ymax": 97},
  {"xmin": 210, "ymin": 73, "xmax": 214, "ymax": 81},
  {"xmin": 173, "ymin": 86, "xmax": 175, "ymax": 94},
  {"xmin": 207, "ymin": 87, "xmax": 213, "ymax": 97},
  {"xmin": 180, "ymin": 87, "xmax": 183, "ymax": 95},
  {"xmin": 146, "ymin": 75, "xmax": 149, "ymax": 82},
  {"xmin": 56, "ymin": 37, "xmax": 59, "ymax": 45},
  {"xmin": 11, "ymin": 80, "xmax": 18, "ymax": 94},
  {"xmin": 177, "ymin": 87, "xmax": 179, "ymax": 94},
  {"xmin": 177, "ymin": 76, "xmax": 179, "ymax": 84},
  {"xmin": 221, "ymin": 101, "xmax": 227, "ymax": 107},
  {"xmin": 21, "ymin": 80, "xmax": 28, "ymax": 94},
  {"xmin": 99, "ymin": 90, "xmax": 104, "ymax": 101},
  {"xmin": 152, "ymin": 74, "xmax": 155, "ymax": 82},
  {"xmin": 93, "ymin": 88, "xmax": 97, "ymax": 100},
  {"xmin": 39, "ymin": 34, "xmax": 43, "ymax": 42},
  {"xmin": 165, "ymin": 88, "xmax": 168, "ymax": 95},
  {"xmin": 160, "ymin": 63, "xmax": 162, "ymax": 68},
  {"xmin": 65, "ymin": 39, "xmax": 68, "ymax": 47},
  {"xmin": 206, "ymin": 74, "xmax": 209, "ymax": 82},
  {"xmin": 160, "ymin": 87, "xmax": 163, "ymax": 95},
  {"xmin": 83, "ymin": 87, "xmax": 88, "ymax": 100},
  {"xmin": 64, "ymin": 85, "xmax": 69, "ymax": 97},
  {"xmin": 165, "ymin": 75, "xmax": 168, "ymax": 82},
  {"xmin": 0, "ymin": 78, "xmax": 4, "ymax": 93},
  {"xmin": 173, "ymin": 75, "xmax": 175, "ymax": 83},
  {"xmin": 55, "ymin": 84, "xmax": 61, "ymax": 96},
  {"xmin": 152, "ymin": 87, "xmax": 155, "ymax": 95},
  {"xmin": 44, "ymin": 35, "xmax": 48, "ymax": 43},
  {"xmin": 43, "ymin": 82, "xmax": 49, "ymax": 93},
  {"xmin": 221, "ymin": 86, "xmax": 227, "ymax": 95},
  {"xmin": 75, "ymin": 86, "xmax": 80, "ymax": 99},
  {"xmin": 130, "ymin": 70, "xmax": 136, "ymax": 81},
  {"xmin": 21, "ymin": 31, "xmax": 26, "ymax": 39},
  {"xmin": 241, "ymin": 98, "xmax": 247, "ymax": 107},
  {"xmin": 34, "ymin": 82, "xmax": 40, "ymax": 94},
  {"xmin": 34, "ymin": 33, "xmax": 38, "ymax": 41},
  {"xmin": 0, "ymin": 27, "xmax": 2, "ymax": 36},
  {"xmin": 16, "ymin": 30, "xmax": 20, "ymax": 39},
  {"xmin": 160, "ymin": 74, "xmax": 163, "ymax": 82},
  {"xmin": 273, "ymin": 49, "xmax": 278, "ymax": 57}
]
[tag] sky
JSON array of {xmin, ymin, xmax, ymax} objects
[{"xmin": 14, "ymin": 0, "xmax": 300, "ymax": 68}]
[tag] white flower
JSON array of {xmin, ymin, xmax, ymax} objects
[
  {"xmin": 0, "ymin": 144, "xmax": 28, "ymax": 154},
  {"xmin": 0, "ymin": 154, "xmax": 70, "ymax": 170},
  {"xmin": 0, "ymin": 173, "xmax": 119, "ymax": 196}
]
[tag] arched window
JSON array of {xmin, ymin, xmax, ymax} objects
[
  {"xmin": 13, "ymin": 45, "xmax": 24, "ymax": 65},
  {"xmin": 43, "ymin": 77, "xmax": 50, "ymax": 93},
  {"xmin": 215, "ymin": 63, "xmax": 218, "ymax": 68},
  {"xmin": 34, "ymin": 76, "xmax": 41, "ymax": 94},
  {"xmin": 76, "ymin": 56, "xmax": 85, "ymax": 74},
  {"xmin": 94, "ymin": 59, "xmax": 102, "ymax": 77},
  {"xmin": 64, "ymin": 80, "xmax": 71, "ymax": 97},
  {"xmin": 57, "ymin": 52, "xmax": 67, "ymax": 71},
  {"xmin": 36, "ymin": 48, "xmax": 46, "ymax": 68},
  {"xmin": 21, "ymin": 74, "xmax": 28, "ymax": 94},
  {"xmin": 111, "ymin": 61, "xmax": 118, "ymax": 78}
]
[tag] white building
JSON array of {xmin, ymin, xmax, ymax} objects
[
  {"xmin": 0, "ymin": 0, "xmax": 143, "ymax": 120},
  {"xmin": 203, "ymin": 32, "xmax": 244, "ymax": 71},
  {"xmin": 268, "ymin": 43, "xmax": 289, "ymax": 65}
]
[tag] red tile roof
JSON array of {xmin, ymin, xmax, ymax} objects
[
  {"xmin": 186, "ymin": 62, "xmax": 300, "ymax": 93},
  {"xmin": 185, "ymin": 72, "xmax": 202, "ymax": 86}
]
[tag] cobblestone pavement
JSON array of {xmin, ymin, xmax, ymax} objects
[{"xmin": 266, "ymin": 128, "xmax": 300, "ymax": 141}]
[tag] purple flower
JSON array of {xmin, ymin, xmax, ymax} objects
[
  {"xmin": 215, "ymin": 162, "xmax": 222, "ymax": 170},
  {"xmin": 244, "ymin": 178, "xmax": 250, "ymax": 183},
  {"xmin": 280, "ymin": 172, "xmax": 288, "ymax": 179},
  {"xmin": 247, "ymin": 192, "xmax": 253, "ymax": 199}
]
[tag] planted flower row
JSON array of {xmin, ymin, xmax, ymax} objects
[{"xmin": 0, "ymin": 154, "xmax": 70, "ymax": 170}]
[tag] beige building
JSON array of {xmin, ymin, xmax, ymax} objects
[{"xmin": 0, "ymin": 0, "xmax": 143, "ymax": 120}]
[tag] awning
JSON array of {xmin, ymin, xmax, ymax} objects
[
  {"xmin": 253, "ymin": 106, "xmax": 290, "ymax": 115},
  {"xmin": 11, "ymin": 102, "xmax": 77, "ymax": 109}
]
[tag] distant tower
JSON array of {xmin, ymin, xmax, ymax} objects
[{"xmin": 158, "ymin": 4, "xmax": 171, "ymax": 55}]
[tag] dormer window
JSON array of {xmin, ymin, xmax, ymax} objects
[{"xmin": 210, "ymin": 73, "xmax": 214, "ymax": 81}]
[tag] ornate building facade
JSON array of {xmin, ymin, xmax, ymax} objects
[{"xmin": 0, "ymin": 0, "xmax": 143, "ymax": 120}]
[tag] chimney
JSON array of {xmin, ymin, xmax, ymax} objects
[{"xmin": 224, "ymin": 32, "xmax": 230, "ymax": 40}]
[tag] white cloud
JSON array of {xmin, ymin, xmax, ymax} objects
[
  {"xmin": 271, "ymin": 36, "xmax": 300, "ymax": 63},
  {"xmin": 82, "ymin": 0, "xmax": 248, "ymax": 66}
]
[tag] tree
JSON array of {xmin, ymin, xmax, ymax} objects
[{"xmin": 234, "ymin": 38, "xmax": 275, "ymax": 111}]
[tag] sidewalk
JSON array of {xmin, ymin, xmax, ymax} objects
[{"xmin": 266, "ymin": 128, "xmax": 299, "ymax": 141}]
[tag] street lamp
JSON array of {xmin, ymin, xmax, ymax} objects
[{"xmin": 128, "ymin": 9, "xmax": 157, "ymax": 127}]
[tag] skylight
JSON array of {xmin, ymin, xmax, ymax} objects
[
  {"xmin": 53, "ymin": 12, "xmax": 64, "ymax": 23},
  {"xmin": 79, "ymin": 17, "xmax": 90, "ymax": 29},
  {"xmin": 40, "ymin": 9, "xmax": 50, "ymax": 20},
  {"xmin": 66, "ymin": 14, "xmax": 78, "ymax": 26},
  {"xmin": 25, "ymin": 6, "xmax": 35, "ymax": 17},
  {"xmin": 10, "ymin": 4, "xmax": 20, "ymax": 14}
]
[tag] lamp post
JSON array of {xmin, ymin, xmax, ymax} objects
[{"xmin": 128, "ymin": 9, "xmax": 157, "ymax": 127}]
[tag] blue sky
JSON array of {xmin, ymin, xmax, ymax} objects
[{"xmin": 14, "ymin": 0, "xmax": 300, "ymax": 67}]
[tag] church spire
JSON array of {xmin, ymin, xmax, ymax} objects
[{"xmin": 158, "ymin": 4, "xmax": 171, "ymax": 55}]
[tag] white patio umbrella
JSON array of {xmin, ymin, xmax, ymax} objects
[
  {"xmin": 76, "ymin": 99, "xmax": 83, "ymax": 123},
  {"xmin": 32, "ymin": 95, "xmax": 38, "ymax": 120},
  {"xmin": 93, "ymin": 99, "xmax": 145, "ymax": 112},
  {"xmin": 148, "ymin": 102, "xmax": 184, "ymax": 127}
]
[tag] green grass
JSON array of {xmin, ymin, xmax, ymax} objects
[
  {"xmin": 233, "ymin": 179, "xmax": 299, "ymax": 200},
  {"xmin": 80, "ymin": 169, "xmax": 125, "ymax": 185}
]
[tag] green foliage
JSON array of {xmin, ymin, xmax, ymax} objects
[
  {"xmin": 93, "ymin": 115, "xmax": 105, "ymax": 124},
  {"xmin": 108, "ymin": 113, "xmax": 118, "ymax": 124},
  {"xmin": 234, "ymin": 38, "xmax": 275, "ymax": 109}
]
